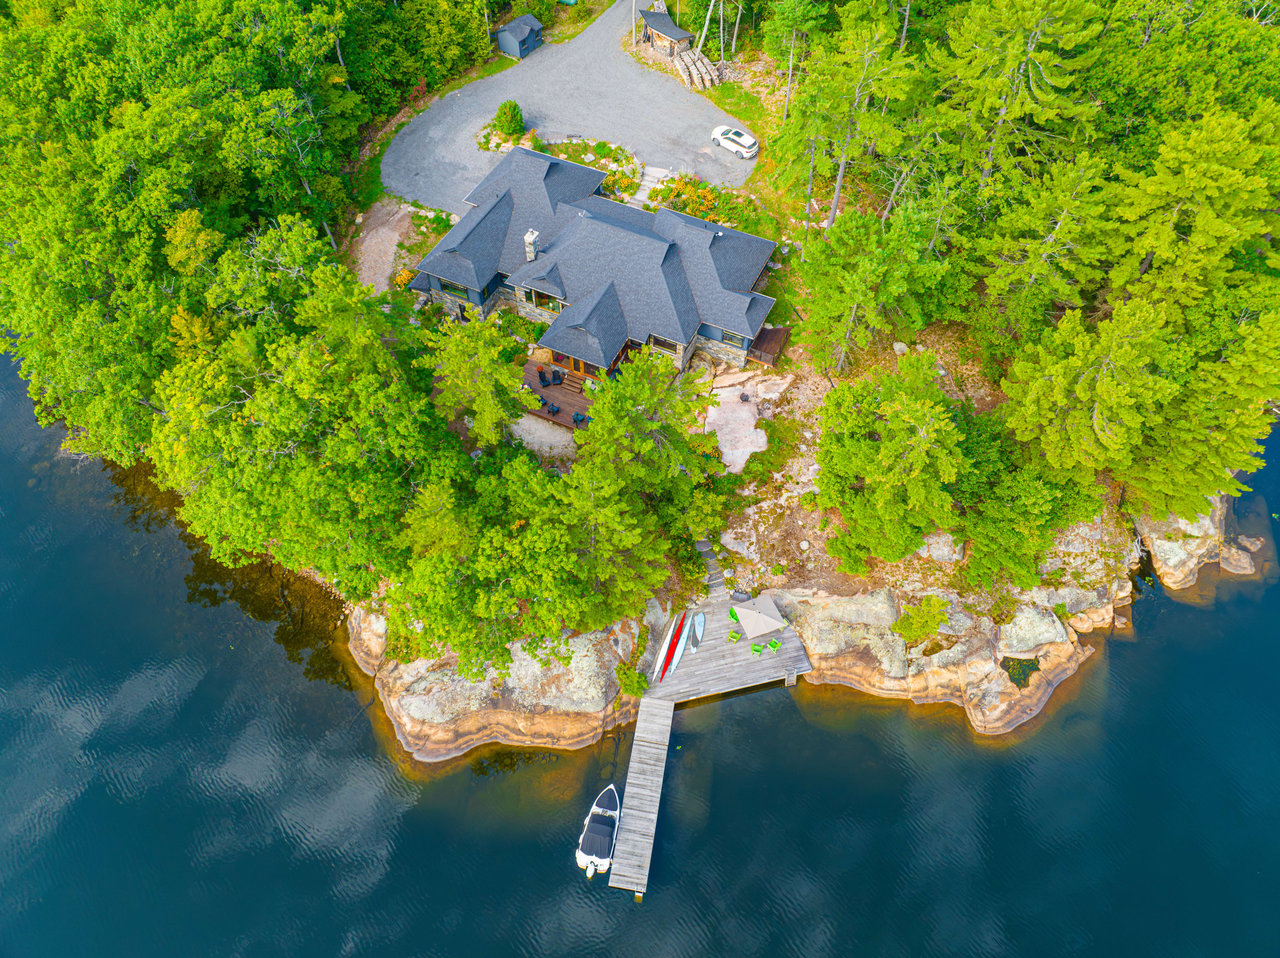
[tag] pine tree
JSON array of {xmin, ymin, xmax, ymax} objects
[
  {"xmin": 1002, "ymin": 302, "xmax": 1180, "ymax": 474},
  {"xmin": 817, "ymin": 352, "xmax": 966, "ymax": 571},
  {"xmin": 799, "ymin": 208, "xmax": 948, "ymax": 372},
  {"xmin": 419, "ymin": 313, "xmax": 537, "ymax": 447},
  {"xmin": 1105, "ymin": 104, "xmax": 1280, "ymax": 306},
  {"xmin": 926, "ymin": 0, "xmax": 1103, "ymax": 187}
]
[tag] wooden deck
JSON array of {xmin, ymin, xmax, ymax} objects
[
  {"xmin": 747, "ymin": 326, "xmax": 792, "ymax": 368},
  {"xmin": 521, "ymin": 360, "xmax": 594, "ymax": 430},
  {"xmin": 608, "ymin": 542, "xmax": 811, "ymax": 898}
]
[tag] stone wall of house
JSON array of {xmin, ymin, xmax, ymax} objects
[{"xmin": 692, "ymin": 334, "xmax": 749, "ymax": 369}]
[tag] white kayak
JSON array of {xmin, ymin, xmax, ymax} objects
[
  {"xmin": 651, "ymin": 615, "xmax": 678, "ymax": 684},
  {"xmin": 689, "ymin": 612, "xmax": 706, "ymax": 654},
  {"xmin": 669, "ymin": 614, "xmax": 694, "ymax": 675}
]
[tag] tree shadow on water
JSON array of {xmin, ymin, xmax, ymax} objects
[{"xmin": 104, "ymin": 461, "xmax": 352, "ymax": 689}]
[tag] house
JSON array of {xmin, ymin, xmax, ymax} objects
[
  {"xmin": 640, "ymin": 10, "xmax": 694, "ymax": 57},
  {"xmin": 411, "ymin": 148, "xmax": 787, "ymax": 381},
  {"xmin": 495, "ymin": 14, "xmax": 544, "ymax": 59}
]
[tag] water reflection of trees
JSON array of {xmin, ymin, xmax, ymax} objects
[{"xmin": 105, "ymin": 461, "xmax": 351, "ymax": 689}]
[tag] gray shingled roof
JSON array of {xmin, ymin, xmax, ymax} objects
[
  {"xmin": 641, "ymin": 10, "xmax": 694, "ymax": 42},
  {"xmin": 539, "ymin": 282, "xmax": 629, "ymax": 369},
  {"xmin": 415, "ymin": 148, "xmax": 776, "ymax": 365},
  {"xmin": 497, "ymin": 14, "xmax": 542, "ymax": 42}
]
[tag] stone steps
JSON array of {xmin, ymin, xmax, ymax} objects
[{"xmin": 629, "ymin": 166, "xmax": 670, "ymax": 209}]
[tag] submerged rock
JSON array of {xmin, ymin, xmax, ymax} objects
[{"xmin": 1219, "ymin": 545, "xmax": 1256, "ymax": 576}]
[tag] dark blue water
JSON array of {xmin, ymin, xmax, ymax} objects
[{"xmin": 2, "ymin": 355, "xmax": 1278, "ymax": 957}]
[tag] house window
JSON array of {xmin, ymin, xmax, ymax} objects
[
  {"xmin": 531, "ymin": 290, "xmax": 562, "ymax": 313},
  {"xmin": 439, "ymin": 279, "xmax": 469, "ymax": 298},
  {"xmin": 722, "ymin": 331, "xmax": 746, "ymax": 348},
  {"xmin": 648, "ymin": 335, "xmax": 678, "ymax": 355}
]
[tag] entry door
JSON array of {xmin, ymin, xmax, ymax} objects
[{"xmin": 570, "ymin": 358, "xmax": 584, "ymax": 375}]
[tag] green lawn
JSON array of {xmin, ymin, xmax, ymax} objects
[
  {"xmin": 437, "ymin": 55, "xmax": 517, "ymax": 98},
  {"xmin": 544, "ymin": 0, "xmax": 611, "ymax": 43}
]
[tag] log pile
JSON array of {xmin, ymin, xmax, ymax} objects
[{"xmin": 676, "ymin": 49, "xmax": 720, "ymax": 89}]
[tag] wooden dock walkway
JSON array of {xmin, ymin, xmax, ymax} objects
[
  {"xmin": 607, "ymin": 697, "xmax": 674, "ymax": 897},
  {"xmin": 608, "ymin": 542, "xmax": 812, "ymax": 898}
]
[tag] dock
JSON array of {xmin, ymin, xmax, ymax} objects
[{"xmin": 608, "ymin": 543, "xmax": 811, "ymax": 898}]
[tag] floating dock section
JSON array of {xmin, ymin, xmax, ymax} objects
[{"xmin": 608, "ymin": 544, "xmax": 812, "ymax": 898}]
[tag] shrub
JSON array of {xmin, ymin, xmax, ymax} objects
[
  {"xmin": 615, "ymin": 662, "xmax": 649, "ymax": 698},
  {"xmin": 494, "ymin": 99, "xmax": 524, "ymax": 136},
  {"xmin": 891, "ymin": 595, "xmax": 949, "ymax": 647}
]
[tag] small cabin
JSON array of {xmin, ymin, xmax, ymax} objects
[
  {"xmin": 495, "ymin": 14, "xmax": 544, "ymax": 60},
  {"xmin": 640, "ymin": 10, "xmax": 693, "ymax": 57}
]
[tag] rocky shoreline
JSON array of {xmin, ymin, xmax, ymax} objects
[{"xmin": 349, "ymin": 497, "xmax": 1274, "ymax": 762}]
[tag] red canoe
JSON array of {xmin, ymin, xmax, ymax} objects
[{"xmin": 660, "ymin": 612, "xmax": 687, "ymax": 683}]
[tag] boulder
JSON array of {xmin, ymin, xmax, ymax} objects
[
  {"xmin": 756, "ymin": 375, "xmax": 794, "ymax": 401},
  {"xmin": 789, "ymin": 589, "xmax": 1091, "ymax": 736},
  {"xmin": 821, "ymin": 588, "xmax": 899, "ymax": 627},
  {"xmin": 997, "ymin": 606, "xmax": 1069, "ymax": 658},
  {"xmin": 348, "ymin": 604, "xmax": 636, "ymax": 763},
  {"xmin": 1135, "ymin": 498, "xmax": 1226, "ymax": 591},
  {"xmin": 347, "ymin": 607, "xmax": 387, "ymax": 676},
  {"xmin": 892, "ymin": 341, "xmax": 909, "ymax": 355},
  {"xmin": 916, "ymin": 530, "xmax": 965, "ymax": 564},
  {"xmin": 506, "ymin": 632, "xmax": 614, "ymax": 713},
  {"xmin": 1239, "ymin": 535, "xmax": 1265, "ymax": 553}
]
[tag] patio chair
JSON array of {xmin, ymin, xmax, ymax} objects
[
  {"xmin": 767, "ymin": 638, "xmax": 781, "ymax": 654},
  {"xmin": 728, "ymin": 608, "xmax": 739, "ymax": 623},
  {"xmin": 537, "ymin": 368, "xmax": 551, "ymax": 388},
  {"xmin": 750, "ymin": 643, "xmax": 764, "ymax": 656},
  {"xmin": 551, "ymin": 369, "xmax": 564, "ymax": 386},
  {"xmin": 572, "ymin": 412, "xmax": 585, "ymax": 425},
  {"xmin": 548, "ymin": 403, "xmax": 560, "ymax": 416},
  {"xmin": 728, "ymin": 630, "xmax": 742, "ymax": 643}
]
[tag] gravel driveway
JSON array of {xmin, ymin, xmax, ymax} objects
[{"xmin": 381, "ymin": 0, "xmax": 757, "ymax": 214}]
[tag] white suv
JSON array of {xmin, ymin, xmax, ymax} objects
[{"xmin": 711, "ymin": 126, "xmax": 759, "ymax": 159}]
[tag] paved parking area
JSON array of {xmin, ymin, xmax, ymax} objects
[{"xmin": 381, "ymin": 0, "xmax": 757, "ymax": 214}]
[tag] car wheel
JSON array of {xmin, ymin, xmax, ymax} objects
[
  {"xmin": 712, "ymin": 137, "xmax": 720, "ymax": 147},
  {"xmin": 735, "ymin": 150, "xmax": 744, "ymax": 159}
]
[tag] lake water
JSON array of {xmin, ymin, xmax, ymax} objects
[{"xmin": 2, "ymin": 355, "xmax": 1277, "ymax": 957}]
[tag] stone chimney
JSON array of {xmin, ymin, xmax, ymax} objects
[{"xmin": 524, "ymin": 229, "xmax": 539, "ymax": 262}]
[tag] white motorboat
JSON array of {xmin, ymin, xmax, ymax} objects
[{"xmin": 575, "ymin": 783, "xmax": 621, "ymax": 878}]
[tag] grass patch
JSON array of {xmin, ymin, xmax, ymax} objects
[
  {"xmin": 349, "ymin": 132, "xmax": 396, "ymax": 210},
  {"xmin": 1000, "ymin": 656, "xmax": 1041, "ymax": 689},
  {"xmin": 544, "ymin": 0, "xmax": 611, "ymax": 43},
  {"xmin": 437, "ymin": 56, "xmax": 516, "ymax": 99}
]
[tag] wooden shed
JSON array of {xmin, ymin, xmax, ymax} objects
[
  {"xmin": 495, "ymin": 14, "xmax": 544, "ymax": 60},
  {"xmin": 640, "ymin": 10, "xmax": 693, "ymax": 57}
]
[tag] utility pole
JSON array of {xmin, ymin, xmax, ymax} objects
[{"xmin": 633, "ymin": 0, "xmax": 637, "ymax": 46}]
